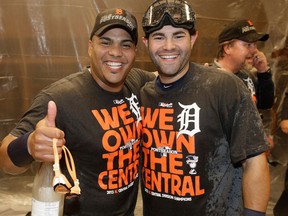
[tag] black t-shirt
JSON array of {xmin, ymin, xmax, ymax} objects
[
  {"xmin": 11, "ymin": 67, "xmax": 155, "ymax": 216},
  {"xmin": 211, "ymin": 60, "xmax": 274, "ymax": 109},
  {"xmin": 140, "ymin": 63, "xmax": 269, "ymax": 216}
]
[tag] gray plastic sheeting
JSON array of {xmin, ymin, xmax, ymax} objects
[{"xmin": 1, "ymin": 0, "xmax": 288, "ymax": 215}]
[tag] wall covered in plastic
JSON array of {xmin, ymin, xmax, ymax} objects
[
  {"xmin": 0, "ymin": 0, "xmax": 288, "ymax": 215},
  {"xmin": 0, "ymin": 0, "xmax": 287, "ymax": 139}
]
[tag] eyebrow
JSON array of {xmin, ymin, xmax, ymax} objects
[
  {"xmin": 150, "ymin": 32, "xmax": 164, "ymax": 37},
  {"xmin": 99, "ymin": 36, "xmax": 134, "ymax": 43},
  {"xmin": 173, "ymin": 30, "xmax": 187, "ymax": 35},
  {"xmin": 151, "ymin": 30, "xmax": 187, "ymax": 37}
]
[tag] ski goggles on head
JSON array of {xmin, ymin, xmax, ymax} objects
[
  {"xmin": 52, "ymin": 138, "xmax": 81, "ymax": 199},
  {"xmin": 142, "ymin": 0, "xmax": 196, "ymax": 35}
]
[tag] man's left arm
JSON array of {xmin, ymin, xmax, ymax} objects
[
  {"xmin": 242, "ymin": 153, "xmax": 270, "ymax": 214},
  {"xmin": 253, "ymin": 50, "xmax": 275, "ymax": 109}
]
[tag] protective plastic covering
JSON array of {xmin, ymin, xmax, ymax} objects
[{"xmin": 0, "ymin": 0, "xmax": 288, "ymax": 215}]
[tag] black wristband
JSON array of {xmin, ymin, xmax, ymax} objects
[
  {"xmin": 257, "ymin": 68, "xmax": 272, "ymax": 79},
  {"xmin": 243, "ymin": 208, "xmax": 265, "ymax": 216},
  {"xmin": 7, "ymin": 132, "xmax": 34, "ymax": 167}
]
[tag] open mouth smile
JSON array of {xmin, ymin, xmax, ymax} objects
[{"xmin": 106, "ymin": 61, "xmax": 123, "ymax": 70}]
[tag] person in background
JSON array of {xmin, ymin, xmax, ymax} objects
[
  {"xmin": 212, "ymin": 19, "xmax": 274, "ymax": 111},
  {"xmin": 0, "ymin": 8, "xmax": 155, "ymax": 216},
  {"xmin": 140, "ymin": 0, "xmax": 270, "ymax": 215},
  {"xmin": 269, "ymin": 45, "xmax": 288, "ymax": 166},
  {"xmin": 211, "ymin": 19, "xmax": 275, "ymax": 152},
  {"xmin": 273, "ymin": 90, "xmax": 288, "ymax": 216},
  {"xmin": 269, "ymin": 45, "xmax": 288, "ymax": 215}
]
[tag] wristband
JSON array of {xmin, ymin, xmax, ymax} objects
[
  {"xmin": 243, "ymin": 208, "xmax": 265, "ymax": 216},
  {"xmin": 257, "ymin": 68, "xmax": 272, "ymax": 79},
  {"xmin": 7, "ymin": 132, "xmax": 34, "ymax": 167}
]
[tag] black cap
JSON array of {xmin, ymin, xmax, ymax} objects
[
  {"xmin": 218, "ymin": 19, "xmax": 269, "ymax": 44},
  {"xmin": 90, "ymin": 8, "xmax": 138, "ymax": 45}
]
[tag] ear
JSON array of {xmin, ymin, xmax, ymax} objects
[
  {"xmin": 142, "ymin": 36, "xmax": 148, "ymax": 48},
  {"xmin": 190, "ymin": 31, "xmax": 198, "ymax": 48},
  {"xmin": 88, "ymin": 40, "xmax": 93, "ymax": 57},
  {"xmin": 223, "ymin": 43, "xmax": 231, "ymax": 55}
]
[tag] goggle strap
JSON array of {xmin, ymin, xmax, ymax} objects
[
  {"xmin": 62, "ymin": 145, "xmax": 78, "ymax": 182},
  {"xmin": 52, "ymin": 138, "xmax": 61, "ymax": 176},
  {"xmin": 62, "ymin": 145, "xmax": 81, "ymax": 195},
  {"xmin": 52, "ymin": 138, "xmax": 81, "ymax": 195}
]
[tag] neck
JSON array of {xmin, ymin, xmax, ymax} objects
[
  {"xmin": 158, "ymin": 63, "xmax": 190, "ymax": 84},
  {"xmin": 215, "ymin": 58, "xmax": 239, "ymax": 73}
]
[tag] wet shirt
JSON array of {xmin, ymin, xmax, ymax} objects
[
  {"xmin": 140, "ymin": 63, "xmax": 269, "ymax": 216},
  {"xmin": 11, "ymin": 68, "xmax": 155, "ymax": 216}
]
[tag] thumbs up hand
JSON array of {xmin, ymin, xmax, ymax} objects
[{"xmin": 28, "ymin": 101, "xmax": 65, "ymax": 162}]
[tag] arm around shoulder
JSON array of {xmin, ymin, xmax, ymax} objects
[{"xmin": 131, "ymin": 68, "xmax": 156, "ymax": 83}]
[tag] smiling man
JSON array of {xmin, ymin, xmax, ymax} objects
[
  {"xmin": 139, "ymin": 1, "xmax": 270, "ymax": 216},
  {"xmin": 0, "ymin": 8, "xmax": 155, "ymax": 216}
]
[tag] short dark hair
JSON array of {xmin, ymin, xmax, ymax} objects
[{"xmin": 216, "ymin": 40, "xmax": 236, "ymax": 59}]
